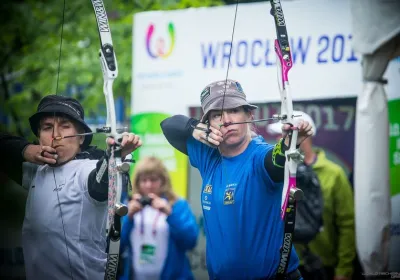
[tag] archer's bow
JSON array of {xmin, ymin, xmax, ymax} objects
[
  {"xmin": 198, "ymin": 1, "xmax": 304, "ymax": 277},
  {"xmin": 269, "ymin": 0, "xmax": 304, "ymax": 277},
  {"xmin": 90, "ymin": 1, "xmax": 131, "ymax": 279}
]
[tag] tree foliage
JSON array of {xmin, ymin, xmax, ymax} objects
[{"xmin": 0, "ymin": 0, "xmax": 223, "ymax": 144}]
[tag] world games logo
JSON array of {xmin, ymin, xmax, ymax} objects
[{"xmin": 145, "ymin": 22, "xmax": 175, "ymax": 59}]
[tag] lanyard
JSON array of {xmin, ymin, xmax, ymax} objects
[{"xmin": 140, "ymin": 209, "xmax": 162, "ymax": 238}]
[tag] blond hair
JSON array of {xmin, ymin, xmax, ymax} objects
[
  {"xmin": 243, "ymin": 107, "xmax": 258, "ymax": 138},
  {"xmin": 131, "ymin": 156, "xmax": 178, "ymax": 203}
]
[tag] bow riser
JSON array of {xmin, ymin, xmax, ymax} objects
[{"xmin": 274, "ymin": 39, "xmax": 298, "ymax": 219}]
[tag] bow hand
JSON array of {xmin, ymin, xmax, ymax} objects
[
  {"xmin": 297, "ymin": 120, "xmax": 314, "ymax": 144},
  {"xmin": 281, "ymin": 120, "xmax": 313, "ymax": 147},
  {"xmin": 106, "ymin": 132, "xmax": 142, "ymax": 159}
]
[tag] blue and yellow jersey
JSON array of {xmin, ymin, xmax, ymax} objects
[{"xmin": 187, "ymin": 135, "xmax": 299, "ymax": 279}]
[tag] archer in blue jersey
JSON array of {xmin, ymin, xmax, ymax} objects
[{"xmin": 161, "ymin": 79, "xmax": 313, "ymax": 280}]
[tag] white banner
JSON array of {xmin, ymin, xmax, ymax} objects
[{"xmin": 132, "ymin": 0, "xmax": 366, "ymax": 116}]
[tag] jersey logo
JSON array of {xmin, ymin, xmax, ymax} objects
[
  {"xmin": 200, "ymin": 87, "xmax": 210, "ymax": 103},
  {"xmin": 53, "ymin": 182, "xmax": 65, "ymax": 192},
  {"xmin": 202, "ymin": 185, "xmax": 212, "ymax": 211},
  {"xmin": 223, "ymin": 188, "xmax": 235, "ymax": 205},
  {"xmin": 203, "ymin": 185, "xmax": 212, "ymax": 194}
]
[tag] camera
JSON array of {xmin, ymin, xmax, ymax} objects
[{"xmin": 138, "ymin": 196, "xmax": 153, "ymax": 207}]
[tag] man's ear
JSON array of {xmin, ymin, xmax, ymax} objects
[{"xmin": 79, "ymin": 136, "xmax": 85, "ymax": 145}]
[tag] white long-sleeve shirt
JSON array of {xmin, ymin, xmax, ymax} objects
[{"xmin": 21, "ymin": 159, "xmax": 108, "ymax": 280}]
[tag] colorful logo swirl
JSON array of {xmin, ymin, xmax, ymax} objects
[{"xmin": 146, "ymin": 22, "xmax": 175, "ymax": 59}]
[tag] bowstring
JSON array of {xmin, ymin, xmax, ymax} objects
[
  {"xmin": 55, "ymin": 0, "xmax": 65, "ymax": 96},
  {"xmin": 216, "ymin": 0, "xmax": 239, "ymax": 147},
  {"xmin": 214, "ymin": 0, "xmax": 239, "ymax": 214},
  {"xmin": 219, "ymin": 0, "xmax": 239, "ymax": 122},
  {"xmin": 52, "ymin": 0, "xmax": 74, "ymax": 278}
]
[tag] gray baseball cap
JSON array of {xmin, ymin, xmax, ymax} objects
[{"xmin": 200, "ymin": 79, "xmax": 257, "ymax": 123}]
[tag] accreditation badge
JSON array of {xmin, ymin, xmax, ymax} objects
[{"xmin": 139, "ymin": 243, "xmax": 156, "ymax": 264}]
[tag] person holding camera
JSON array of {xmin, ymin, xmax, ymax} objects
[{"xmin": 119, "ymin": 156, "xmax": 199, "ymax": 280}]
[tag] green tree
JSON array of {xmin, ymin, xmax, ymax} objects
[
  {"xmin": 0, "ymin": 0, "xmax": 223, "ymax": 148},
  {"xmin": 0, "ymin": 0, "xmax": 224, "ymax": 257}
]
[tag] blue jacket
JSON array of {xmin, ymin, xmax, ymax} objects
[{"xmin": 119, "ymin": 198, "xmax": 199, "ymax": 280}]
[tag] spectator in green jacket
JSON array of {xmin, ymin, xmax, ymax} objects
[{"xmin": 268, "ymin": 111, "xmax": 356, "ymax": 280}]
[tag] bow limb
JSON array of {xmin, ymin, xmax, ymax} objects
[{"xmin": 91, "ymin": 0, "xmax": 129, "ymax": 279}]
